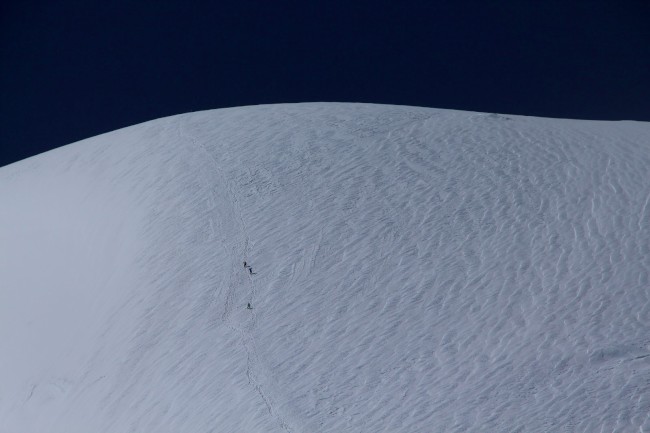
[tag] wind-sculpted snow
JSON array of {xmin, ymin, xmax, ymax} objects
[{"xmin": 1, "ymin": 104, "xmax": 649, "ymax": 432}]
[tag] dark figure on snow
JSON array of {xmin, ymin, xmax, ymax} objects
[
  {"xmin": 247, "ymin": 303, "xmax": 253, "ymax": 310},
  {"xmin": 249, "ymin": 267, "xmax": 253, "ymax": 274},
  {"xmin": 244, "ymin": 261, "xmax": 248, "ymax": 268}
]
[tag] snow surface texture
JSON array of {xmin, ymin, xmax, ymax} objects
[{"xmin": 1, "ymin": 103, "xmax": 650, "ymax": 432}]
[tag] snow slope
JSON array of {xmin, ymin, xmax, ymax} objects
[{"xmin": 1, "ymin": 103, "xmax": 649, "ymax": 432}]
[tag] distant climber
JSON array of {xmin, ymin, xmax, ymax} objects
[
  {"xmin": 247, "ymin": 302, "xmax": 253, "ymax": 310},
  {"xmin": 249, "ymin": 267, "xmax": 254, "ymax": 275},
  {"xmin": 244, "ymin": 261, "xmax": 248, "ymax": 268}
]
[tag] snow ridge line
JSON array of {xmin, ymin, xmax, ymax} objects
[{"xmin": 177, "ymin": 117, "xmax": 293, "ymax": 433}]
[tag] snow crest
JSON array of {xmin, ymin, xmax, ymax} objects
[{"xmin": 1, "ymin": 103, "xmax": 649, "ymax": 432}]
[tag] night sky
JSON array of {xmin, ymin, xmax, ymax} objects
[{"xmin": 1, "ymin": 0, "xmax": 649, "ymax": 167}]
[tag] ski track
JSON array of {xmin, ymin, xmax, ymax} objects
[{"xmin": 178, "ymin": 118, "xmax": 293, "ymax": 433}]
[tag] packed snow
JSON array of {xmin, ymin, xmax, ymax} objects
[{"xmin": 1, "ymin": 103, "xmax": 649, "ymax": 432}]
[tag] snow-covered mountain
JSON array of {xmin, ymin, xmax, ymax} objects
[{"xmin": 1, "ymin": 103, "xmax": 649, "ymax": 432}]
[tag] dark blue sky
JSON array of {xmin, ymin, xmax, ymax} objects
[{"xmin": 1, "ymin": 0, "xmax": 649, "ymax": 167}]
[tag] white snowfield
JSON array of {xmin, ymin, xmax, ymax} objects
[{"xmin": 1, "ymin": 103, "xmax": 649, "ymax": 432}]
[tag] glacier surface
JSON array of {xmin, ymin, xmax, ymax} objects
[{"xmin": 1, "ymin": 103, "xmax": 649, "ymax": 432}]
